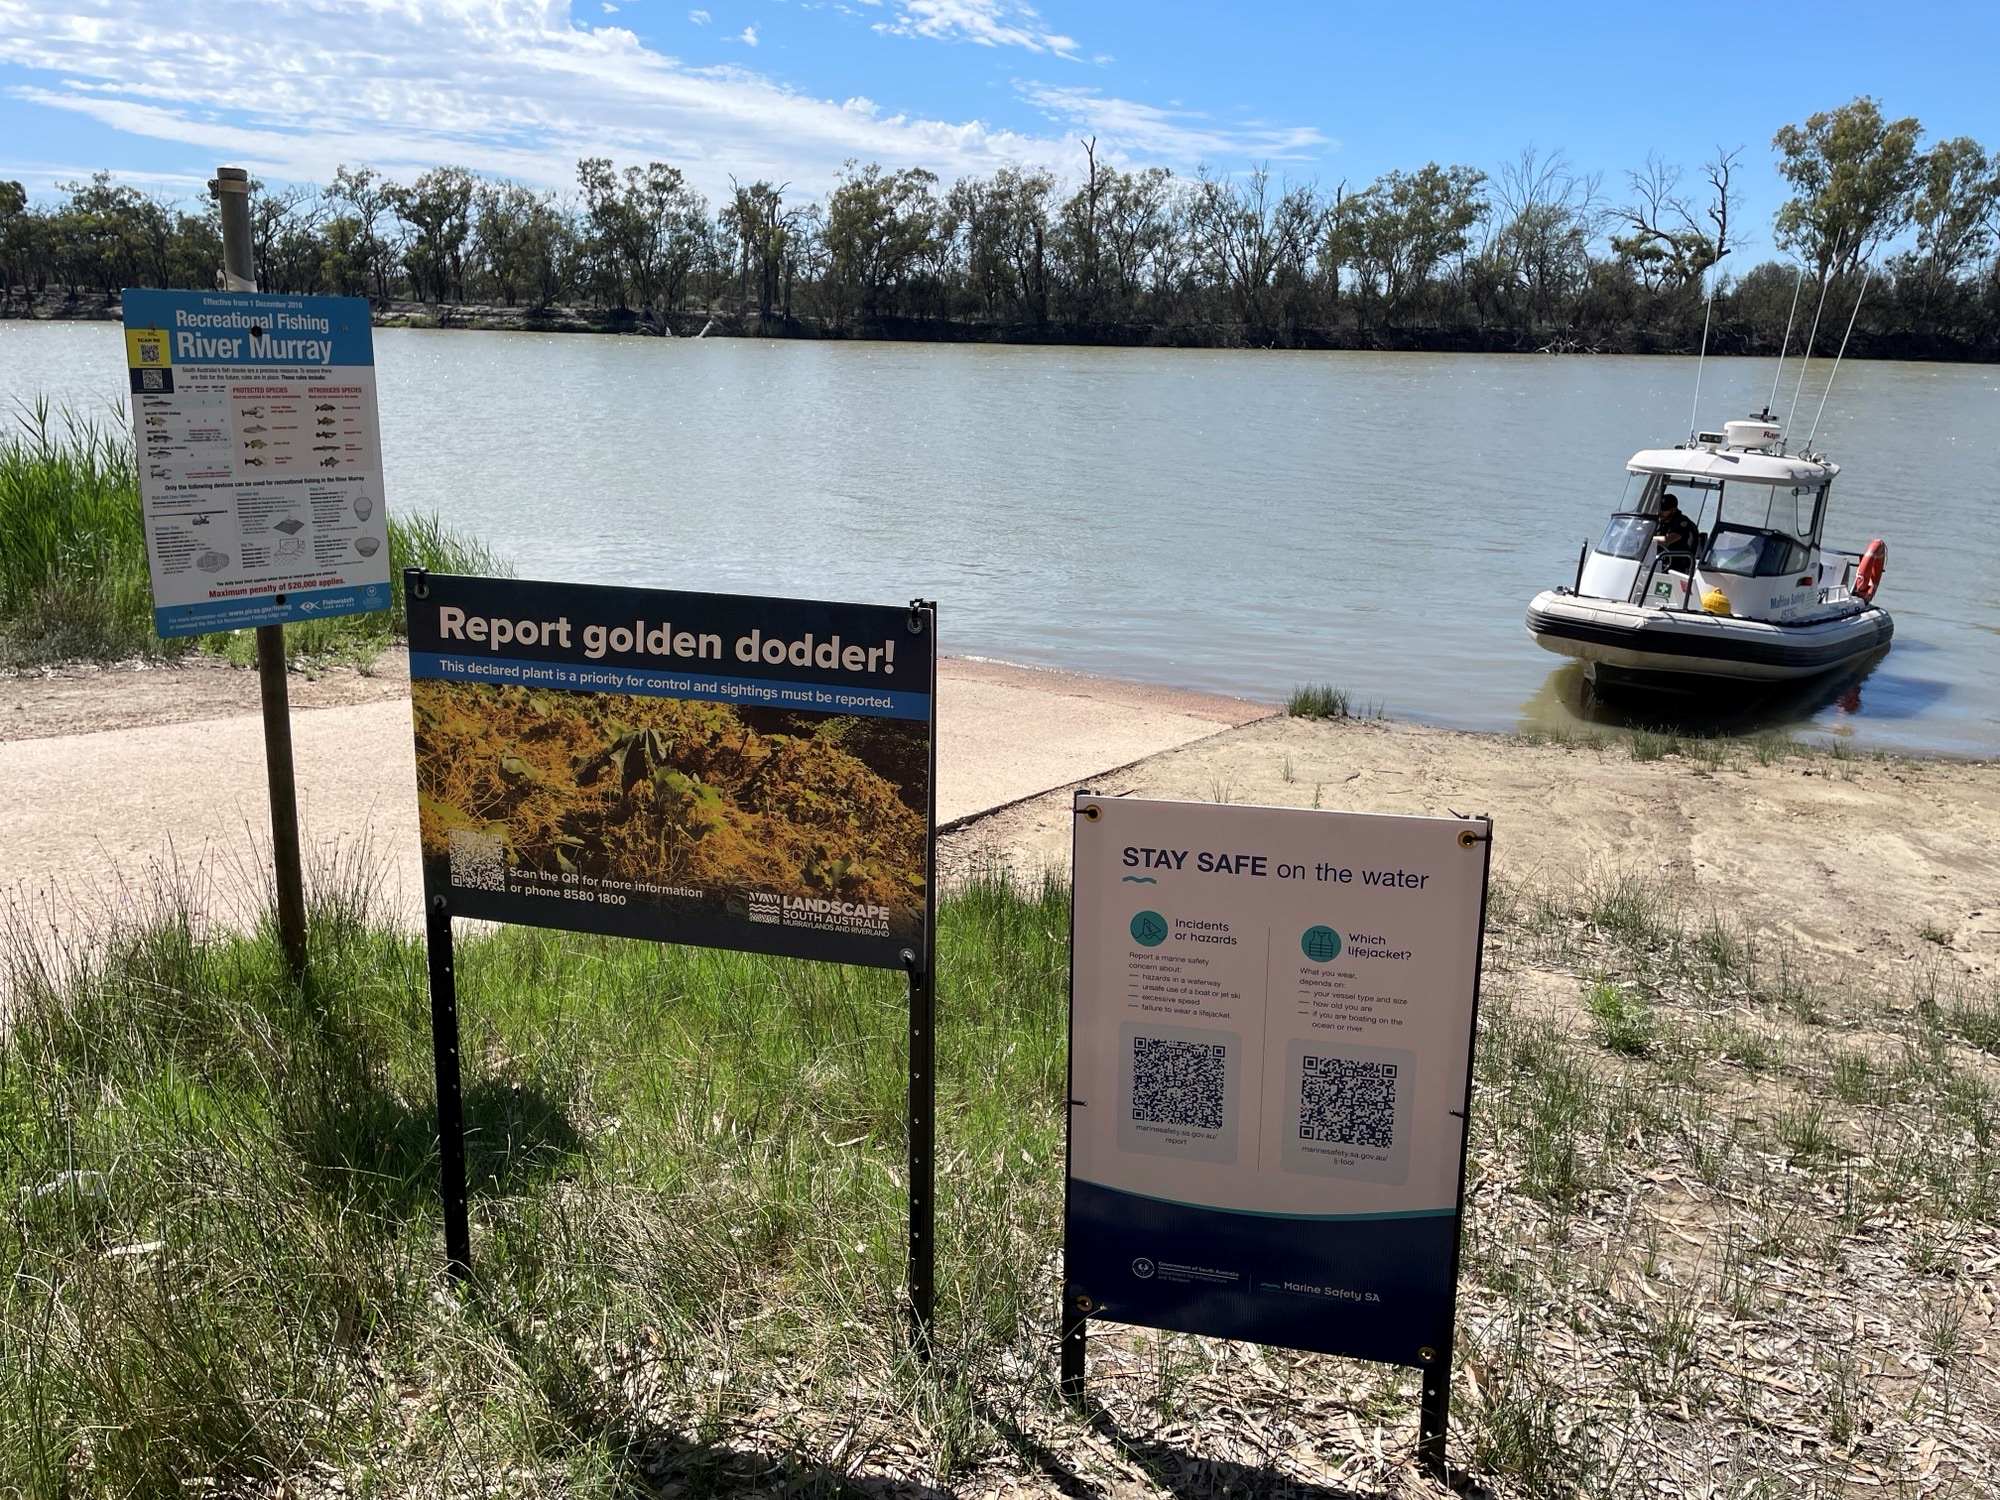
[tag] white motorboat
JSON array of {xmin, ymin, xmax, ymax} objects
[{"xmin": 1526, "ymin": 414, "xmax": 1891, "ymax": 688}]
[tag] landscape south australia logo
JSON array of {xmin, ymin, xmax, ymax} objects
[{"xmin": 1301, "ymin": 924, "xmax": 1343, "ymax": 962}]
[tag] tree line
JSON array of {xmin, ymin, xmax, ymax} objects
[{"xmin": 4, "ymin": 97, "xmax": 1997, "ymax": 357}]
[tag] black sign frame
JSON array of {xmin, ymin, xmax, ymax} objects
[
  {"xmin": 407, "ymin": 569, "xmax": 940, "ymax": 1347},
  {"xmin": 1058, "ymin": 797, "xmax": 1494, "ymax": 1483}
]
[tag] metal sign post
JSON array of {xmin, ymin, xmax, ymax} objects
[
  {"xmin": 425, "ymin": 892, "xmax": 473, "ymax": 1281},
  {"xmin": 904, "ymin": 599, "xmax": 939, "ymax": 1350},
  {"xmin": 211, "ymin": 165, "xmax": 309, "ymax": 983}
]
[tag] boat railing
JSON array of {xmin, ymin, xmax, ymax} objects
[{"xmin": 1632, "ymin": 551, "xmax": 1699, "ymax": 613}]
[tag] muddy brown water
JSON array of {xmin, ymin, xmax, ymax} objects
[{"xmin": 12, "ymin": 323, "xmax": 1996, "ymax": 753}]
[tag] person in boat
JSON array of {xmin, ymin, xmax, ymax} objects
[{"xmin": 1654, "ymin": 493, "xmax": 1701, "ymax": 571}]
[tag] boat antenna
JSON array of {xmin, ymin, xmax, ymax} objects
[
  {"xmin": 1803, "ymin": 264, "xmax": 1871, "ymax": 456},
  {"xmin": 1784, "ymin": 237, "xmax": 1842, "ymax": 447},
  {"xmin": 1686, "ymin": 264, "xmax": 1719, "ymax": 444},
  {"xmin": 1763, "ymin": 261, "xmax": 1806, "ymax": 419}
]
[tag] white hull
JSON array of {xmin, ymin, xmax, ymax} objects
[{"xmin": 1526, "ymin": 591, "xmax": 1893, "ymax": 684}]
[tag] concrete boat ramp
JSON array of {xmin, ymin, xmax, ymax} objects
[{"xmin": 0, "ymin": 656, "xmax": 1269, "ymax": 941}]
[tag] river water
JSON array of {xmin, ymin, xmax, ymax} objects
[{"xmin": 6, "ymin": 321, "xmax": 1996, "ymax": 754}]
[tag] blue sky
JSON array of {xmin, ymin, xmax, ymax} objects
[{"xmin": 4, "ymin": 0, "xmax": 1996, "ymax": 265}]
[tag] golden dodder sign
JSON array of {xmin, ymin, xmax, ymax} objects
[
  {"xmin": 407, "ymin": 571, "xmax": 934, "ymax": 969},
  {"xmin": 405, "ymin": 570, "xmax": 943, "ymax": 1335}
]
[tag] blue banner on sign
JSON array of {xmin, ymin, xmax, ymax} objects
[
  {"xmin": 155, "ymin": 581, "xmax": 392, "ymax": 637},
  {"xmin": 1064, "ymin": 1179, "xmax": 1458, "ymax": 1366},
  {"xmin": 122, "ymin": 288, "xmax": 376, "ymax": 368},
  {"xmin": 409, "ymin": 651, "xmax": 932, "ymax": 721}
]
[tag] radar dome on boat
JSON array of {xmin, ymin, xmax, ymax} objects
[{"xmin": 1722, "ymin": 419, "xmax": 1783, "ymax": 451}]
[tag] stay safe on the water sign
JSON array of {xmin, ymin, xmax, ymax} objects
[
  {"xmin": 1066, "ymin": 794, "xmax": 1491, "ymax": 1367},
  {"xmin": 123, "ymin": 289, "xmax": 391, "ymax": 636}
]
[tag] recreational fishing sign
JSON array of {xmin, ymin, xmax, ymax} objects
[
  {"xmin": 122, "ymin": 288, "xmax": 390, "ymax": 636},
  {"xmin": 1062, "ymin": 794, "xmax": 1491, "ymax": 1475},
  {"xmin": 406, "ymin": 572, "xmax": 935, "ymax": 969}
]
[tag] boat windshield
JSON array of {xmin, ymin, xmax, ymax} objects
[
  {"xmin": 1596, "ymin": 513, "xmax": 1655, "ymax": 560},
  {"xmin": 1704, "ymin": 523, "xmax": 1814, "ymax": 578},
  {"xmin": 1714, "ymin": 481, "xmax": 1827, "ymax": 545}
]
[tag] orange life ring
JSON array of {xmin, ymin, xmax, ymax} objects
[{"xmin": 1853, "ymin": 539, "xmax": 1887, "ymax": 602}]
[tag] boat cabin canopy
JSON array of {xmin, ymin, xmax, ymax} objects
[
  {"xmin": 1625, "ymin": 447, "xmax": 1837, "ymax": 486},
  {"xmin": 1600, "ymin": 447, "xmax": 1842, "ymax": 581}
]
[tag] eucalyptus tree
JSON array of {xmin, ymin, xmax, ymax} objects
[
  {"xmin": 1345, "ymin": 163, "xmax": 1488, "ymax": 321},
  {"xmin": 821, "ymin": 162, "xmax": 946, "ymax": 322},
  {"xmin": 1054, "ymin": 162, "xmax": 1177, "ymax": 324},
  {"xmin": 1910, "ymin": 137, "xmax": 1998, "ymax": 286},
  {"xmin": 721, "ymin": 179, "xmax": 800, "ymax": 321},
  {"xmin": 576, "ymin": 158, "xmax": 708, "ymax": 311},
  {"xmin": 1185, "ymin": 167, "xmax": 1325, "ymax": 338},
  {"xmin": 249, "ymin": 184, "xmax": 326, "ymax": 293},
  {"xmin": 326, "ymin": 164, "xmax": 399, "ymax": 301},
  {"xmin": 388, "ymin": 166, "xmax": 476, "ymax": 303},
  {"xmin": 1772, "ymin": 97, "xmax": 1923, "ymax": 279},
  {"xmin": 952, "ymin": 166, "xmax": 1055, "ymax": 324},
  {"xmin": 1610, "ymin": 147, "xmax": 1740, "ymax": 292},
  {"xmin": 0, "ymin": 180, "xmax": 29, "ymax": 300},
  {"xmin": 1485, "ymin": 148, "xmax": 1604, "ymax": 330}
]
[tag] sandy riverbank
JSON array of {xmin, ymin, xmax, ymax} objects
[
  {"xmin": 0, "ymin": 652, "xmax": 1266, "ymax": 934},
  {"xmin": 3, "ymin": 652, "xmax": 1995, "ymax": 990},
  {"xmin": 949, "ymin": 712, "xmax": 2000, "ymax": 993}
]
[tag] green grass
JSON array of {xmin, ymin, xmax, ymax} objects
[
  {"xmin": 10, "ymin": 857, "xmax": 2000, "ymax": 1493},
  {"xmin": 0, "ymin": 863, "xmax": 1074, "ymax": 1494},
  {"xmin": 1285, "ymin": 683, "xmax": 1350, "ymax": 719},
  {"xmin": 0, "ymin": 399, "xmax": 505, "ymax": 667},
  {"xmin": 1585, "ymin": 980, "xmax": 1656, "ymax": 1056},
  {"xmin": 1627, "ymin": 725, "xmax": 1731, "ymax": 765},
  {"xmin": 0, "ymin": 400, "xmax": 159, "ymax": 661}
]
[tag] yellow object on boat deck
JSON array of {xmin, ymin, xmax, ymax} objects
[{"xmin": 1701, "ymin": 588, "xmax": 1733, "ymax": 617}]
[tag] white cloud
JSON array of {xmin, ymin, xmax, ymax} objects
[
  {"xmin": 688, "ymin": 7, "xmax": 711, "ymax": 21},
  {"xmin": 874, "ymin": 0, "xmax": 1078, "ymax": 59},
  {"xmin": 737, "ymin": 23, "xmax": 758, "ymax": 44},
  {"xmin": 1018, "ymin": 83, "xmax": 1332, "ymax": 162},
  {"xmin": 0, "ymin": 1, "xmax": 1327, "ymax": 205},
  {"xmin": 602, "ymin": 2, "xmax": 618, "ymax": 11}
]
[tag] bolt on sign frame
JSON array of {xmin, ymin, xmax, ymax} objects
[
  {"xmin": 405, "ymin": 569, "xmax": 940, "ymax": 1344},
  {"xmin": 1060, "ymin": 793, "xmax": 1492, "ymax": 1482}
]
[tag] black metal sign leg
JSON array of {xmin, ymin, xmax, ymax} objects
[
  {"xmin": 426, "ymin": 896, "xmax": 473, "ymax": 1282},
  {"xmin": 905, "ymin": 950, "xmax": 935, "ymax": 1353},
  {"xmin": 1418, "ymin": 1347, "xmax": 1450, "ymax": 1484},
  {"xmin": 1060, "ymin": 1307, "xmax": 1087, "ymax": 1405}
]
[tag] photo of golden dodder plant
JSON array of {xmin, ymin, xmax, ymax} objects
[{"xmin": 413, "ymin": 679, "xmax": 928, "ymax": 938}]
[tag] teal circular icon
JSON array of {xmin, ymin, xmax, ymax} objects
[
  {"xmin": 1302, "ymin": 925, "xmax": 1342, "ymax": 962},
  {"xmin": 1130, "ymin": 910, "xmax": 1169, "ymax": 947}
]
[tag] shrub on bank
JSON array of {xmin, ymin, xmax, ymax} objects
[
  {"xmin": 0, "ymin": 399, "xmax": 505, "ymax": 666},
  {"xmin": 1286, "ymin": 683, "xmax": 1350, "ymax": 719}
]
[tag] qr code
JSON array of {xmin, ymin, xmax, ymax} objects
[
  {"xmin": 1299, "ymin": 1055, "xmax": 1397, "ymax": 1148},
  {"xmin": 1131, "ymin": 1035, "xmax": 1226, "ymax": 1131},
  {"xmin": 141, "ymin": 367, "xmax": 164, "ymax": 390},
  {"xmin": 448, "ymin": 828, "xmax": 507, "ymax": 892}
]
